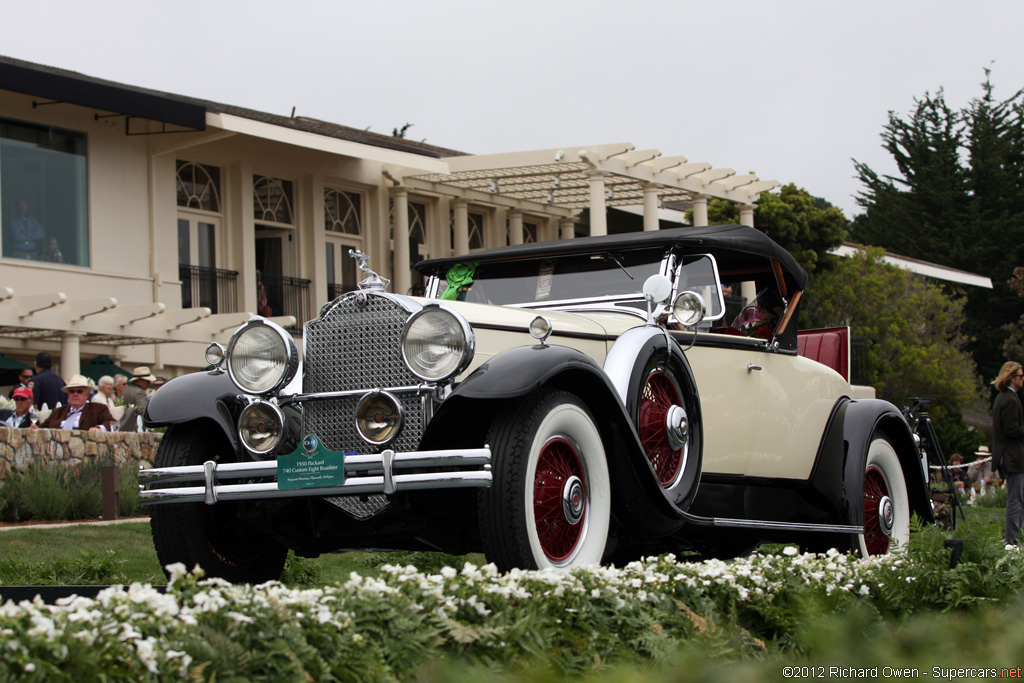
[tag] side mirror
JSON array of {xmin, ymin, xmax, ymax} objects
[{"xmin": 642, "ymin": 274, "xmax": 673, "ymax": 305}]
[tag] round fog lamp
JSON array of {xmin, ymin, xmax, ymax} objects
[
  {"xmin": 355, "ymin": 391, "xmax": 404, "ymax": 446},
  {"xmin": 205, "ymin": 342, "xmax": 225, "ymax": 368},
  {"xmin": 238, "ymin": 401, "xmax": 284, "ymax": 456},
  {"xmin": 672, "ymin": 291, "xmax": 707, "ymax": 327}
]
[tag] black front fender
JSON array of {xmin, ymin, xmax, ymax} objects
[
  {"xmin": 145, "ymin": 371, "xmax": 246, "ymax": 452},
  {"xmin": 421, "ymin": 344, "xmax": 688, "ymax": 536}
]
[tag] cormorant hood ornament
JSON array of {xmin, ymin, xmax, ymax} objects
[{"xmin": 349, "ymin": 249, "xmax": 390, "ymax": 292}]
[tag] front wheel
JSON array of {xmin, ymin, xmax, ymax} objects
[
  {"xmin": 478, "ymin": 390, "xmax": 611, "ymax": 571},
  {"xmin": 150, "ymin": 424, "xmax": 287, "ymax": 583},
  {"xmin": 855, "ymin": 435, "xmax": 910, "ymax": 556}
]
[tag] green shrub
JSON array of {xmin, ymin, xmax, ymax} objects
[
  {"xmin": 975, "ymin": 485, "xmax": 1008, "ymax": 508},
  {"xmin": 17, "ymin": 461, "xmax": 72, "ymax": 521},
  {"xmin": 118, "ymin": 464, "xmax": 144, "ymax": 517}
]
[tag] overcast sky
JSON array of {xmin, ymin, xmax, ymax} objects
[{"xmin": 5, "ymin": 0, "xmax": 1024, "ymax": 217}]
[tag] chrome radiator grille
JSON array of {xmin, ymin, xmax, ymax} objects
[{"xmin": 302, "ymin": 292, "xmax": 424, "ymax": 455}]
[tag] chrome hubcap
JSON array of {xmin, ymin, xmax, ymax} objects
[
  {"xmin": 878, "ymin": 495, "xmax": 894, "ymax": 536},
  {"xmin": 665, "ymin": 404, "xmax": 688, "ymax": 451},
  {"xmin": 561, "ymin": 475, "xmax": 585, "ymax": 525}
]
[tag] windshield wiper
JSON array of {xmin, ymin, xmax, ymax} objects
[{"xmin": 592, "ymin": 253, "xmax": 634, "ymax": 280}]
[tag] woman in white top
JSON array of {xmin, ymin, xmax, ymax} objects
[{"xmin": 91, "ymin": 375, "xmax": 117, "ymax": 411}]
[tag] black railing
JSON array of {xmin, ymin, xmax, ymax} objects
[
  {"xmin": 258, "ymin": 272, "xmax": 311, "ymax": 333},
  {"xmin": 180, "ymin": 264, "xmax": 239, "ymax": 314}
]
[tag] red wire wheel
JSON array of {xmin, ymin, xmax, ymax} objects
[
  {"xmin": 863, "ymin": 465, "xmax": 893, "ymax": 555},
  {"xmin": 533, "ymin": 437, "xmax": 587, "ymax": 563},
  {"xmin": 639, "ymin": 369, "xmax": 685, "ymax": 486}
]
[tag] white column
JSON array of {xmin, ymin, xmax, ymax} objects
[
  {"xmin": 738, "ymin": 203, "xmax": 758, "ymax": 304},
  {"xmin": 739, "ymin": 203, "xmax": 756, "ymax": 228},
  {"xmin": 60, "ymin": 334, "xmax": 81, "ymax": 378},
  {"xmin": 508, "ymin": 209, "xmax": 524, "ymax": 245},
  {"xmin": 452, "ymin": 199, "xmax": 469, "ymax": 255},
  {"xmin": 559, "ymin": 218, "xmax": 575, "ymax": 241},
  {"xmin": 587, "ymin": 171, "xmax": 607, "ymax": 236},
  {"xmin": 692, "ymin": 195, "xmax": 709, "ymax": 226},
  {"xmin": 642, "ymin": 183, "xmax": 660, "ymax": 232},
  {"xmin": 392, "ymin": 187, "xmax": 411, "ymax": 295}
]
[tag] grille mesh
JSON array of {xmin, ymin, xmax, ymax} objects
[{"xmin": 303, "ymin": 293, "xmax": 423, "ymax": 455}]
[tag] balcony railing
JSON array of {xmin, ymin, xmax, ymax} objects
[
  {"xmin": 258, "ymin": 272, "xmax": 311, "ymax": 333},
  {"xmin": 180, "ymin": 264, "xmax": 238, "ymax": 314}
]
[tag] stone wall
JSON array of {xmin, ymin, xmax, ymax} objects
[{"xmin": 0, "ymin": 427, "xmax": 162, "ymax": 478}]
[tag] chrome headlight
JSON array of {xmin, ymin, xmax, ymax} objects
[
  {"xmin": 672, "ymin": 291, "xmax": 707, "ymax": 328},
  {"xmin": 226, "ymin": 319, "xmax": 299, "ymax": 394},
  {"xmin": 238, "ymin": 400, "xmax": 284, "ymax": 455},
  {"xmin": 401, "ymin": 305, "xmax": 474, "ymax": 382}
]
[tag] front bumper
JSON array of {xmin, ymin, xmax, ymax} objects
[{"xmin": 138, "ymin": 446, "xmax": 492, "ymax": 505}]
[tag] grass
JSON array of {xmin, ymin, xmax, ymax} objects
[
  {"xmin": 0, "ymin": 519, "xmax": 486, "ymax": 586},
  {"xmin": 0, "ymin": 499, "xmax": 1008, "ymax": 587}
]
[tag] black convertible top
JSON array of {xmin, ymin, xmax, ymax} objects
[{"xmin": 416, "ymin": 224, "xmax": 808, "ymax": 291}]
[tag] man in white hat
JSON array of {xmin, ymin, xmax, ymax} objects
[
  {"xmin": 118, "ymin": 366, "xmax": 154, "ymax": 432},
  {"xmin": 39, "ymin": 375, "xmax": 114, "ymax": 431},
  {"xmin": 968, "ymin": 446, "xmax": 996, "ymax": 491}
]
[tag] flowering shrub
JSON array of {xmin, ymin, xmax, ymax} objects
[{"xmin": 1, "ymin": 520, "xmax": 1023, "ymax": 680}]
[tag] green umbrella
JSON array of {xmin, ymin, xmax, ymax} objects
[
  {"xmin": 0, "ymin": 353, "xmax": 30, "ymax": 370},
  {"xmin": 80, "ymin": 355, "xmax": 133, "ymax": 382}
]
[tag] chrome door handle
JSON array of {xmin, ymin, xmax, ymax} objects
[{"xmin": 747, "ymin": 363, "xmax": 763, "ymax": 373}]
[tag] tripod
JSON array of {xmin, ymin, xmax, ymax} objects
[{"xmin": 903, "ymin": 397, "xmax": 967, "ymax": 528}]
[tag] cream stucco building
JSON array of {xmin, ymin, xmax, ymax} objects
[{"xmin": 0, "ymin": 55, "xmax": 780, "ymax": 380}]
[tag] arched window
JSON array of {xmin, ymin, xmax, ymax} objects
[
  {"xmin": 176, "ymin": 161, "xmax": 221, "ymax": 212},
  {"xmin": 253, "ymin": 176, "xmax": 294, "ymax": 224},
  {"xmin": 324, "ymin": 188, "xmax": 362, "ymax": 235}
]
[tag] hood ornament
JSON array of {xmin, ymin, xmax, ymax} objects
[{"xmin": 349, "ymin": 249, "xmax": 390, "ymax": 292}]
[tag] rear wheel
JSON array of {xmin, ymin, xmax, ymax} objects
[
  {"xmin": 478, "ymin": 390, "xmax": 611, "ymax": 571},
  {"xmin": 856, "ymin": 435, "xmax": 910, "ymax": 556},
  {"xmin": 150, "ymin": 424, "xmax": 287, "ymax": 583}
]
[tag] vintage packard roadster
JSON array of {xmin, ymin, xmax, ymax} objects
[{"xmin": 141, "ymin": 224, "xmax": 932, "ymax": 582}]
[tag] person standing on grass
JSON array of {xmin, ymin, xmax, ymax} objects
[{"xmin": 992, "ymin": 361, "xmax": 1024, "ymax": 546}]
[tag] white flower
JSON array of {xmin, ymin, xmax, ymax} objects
[{"xmin": 783, "ymin": 546, "xmax": 799, "ymax": 556}]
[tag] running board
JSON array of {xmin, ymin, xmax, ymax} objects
[{"xmin": 678, "ymin": 510, "xmax": 864, "ymax": 535}]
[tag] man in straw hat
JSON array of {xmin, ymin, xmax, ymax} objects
[
  {"xmin": 967, "ymin": 446, "xmax": 996, "ymax": 492},
  {"xmin": 118, "ymin": 366, "xmax": 155, "ymax": 432},
  {"xmin": 39, "ymin": 375, "xmax": 114, "ymax": 431},
  {"xmin": 992, "ymin": 361, "xmax": 1024, "ymax": 545}
]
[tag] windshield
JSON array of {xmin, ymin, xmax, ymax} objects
[{"xmin": 440, "ymin": 248, "xmax": 665, "ymax": 306}]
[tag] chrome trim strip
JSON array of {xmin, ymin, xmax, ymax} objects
[
  {"xmin": 282, "ymin": 384, "xmax": 435, "ymax": 403},
  {"xmin": 678, "ymin": 509, "xmax": 863, "ymax": 534}
]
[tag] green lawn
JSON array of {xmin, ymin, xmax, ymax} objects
[{"xmin": 0, "ymin": 502, "xmax": 1007, "ymax": 586}]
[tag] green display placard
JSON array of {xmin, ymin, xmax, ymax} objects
[{"xmin": 277, "ymin": 434, "xmax": 347, "ymax": 490}]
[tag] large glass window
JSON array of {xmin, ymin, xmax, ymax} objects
[{"xmin": 1, "ymin": 117, "xmax": 89, "ymax": 265}]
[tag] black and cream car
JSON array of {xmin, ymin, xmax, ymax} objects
[{"xmin": 142, "ymin": 224, "xmax": 932, "ymax": 582}]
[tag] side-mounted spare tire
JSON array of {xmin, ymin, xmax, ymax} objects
[
  {"xmin": 477, "ymin": 389, "xmax": 611, "ymax": 571},
  {"xmin": 150, "ymin": 423, "xmax": 287, "ymax": 583}
]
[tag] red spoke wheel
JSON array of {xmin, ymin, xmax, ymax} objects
[
  {"xmin": 855, "ymin": 436, "xmax": 909, "ymax": 557},
  {"xmin": 478, "ymin": 390, "xmax": 611, "ymax": 571},
  {"xmin": 533, "ymin": 437, "xmax": 587, "ymax": 563},
  {"xmin": 639, "ymin": 370, "xmax": 686, "ymax": 487},
  {"xmin": 862, "ymin": 465, "xmax": 893, "ymax": 555}
]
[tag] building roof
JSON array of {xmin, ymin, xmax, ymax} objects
[
  {"xmin": 0, "ymin": 54, "xmax": 463, "ymax": 158},
  {"xmin": 831, "ymin": 243, "xmax": 993, "ymax": 289}
]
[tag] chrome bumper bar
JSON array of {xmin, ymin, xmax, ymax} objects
[{"xmin": 138, "ymin": 447, "xmax": 492, "ymax": 506}]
